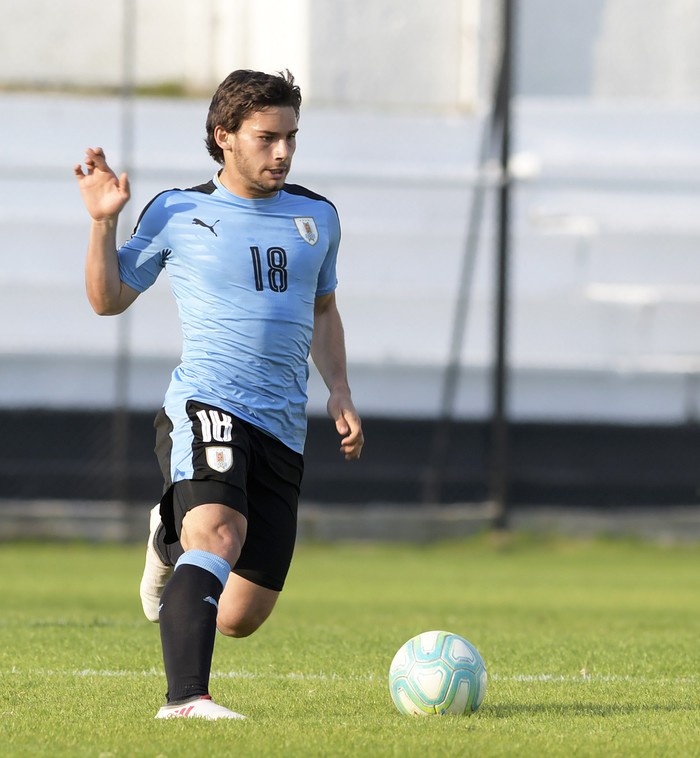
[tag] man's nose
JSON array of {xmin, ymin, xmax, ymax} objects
[{"xmin": 273, "ymin": 139, "xmax": 289, "ymax": 160}]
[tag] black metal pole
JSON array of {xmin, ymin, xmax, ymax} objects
[
  {"xmin": 490, "ymin": 0, "xmax": 514, "ymax": 529},
  {"xmin": 422, "ymin": 75, "xmax": 505, "ymax": 505}
]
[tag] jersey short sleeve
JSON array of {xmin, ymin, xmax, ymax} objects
[
  {"xmin": 117, "ymin": 191, "xmax": 174, "ymax": 292},
  {"xmin": 315, "ymin": 204, "xmax": 341, "ymax": 297}
]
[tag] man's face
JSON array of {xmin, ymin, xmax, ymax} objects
[{"xmin": 218, "ymin": 106, "xmax": 298, "ymax": 199}]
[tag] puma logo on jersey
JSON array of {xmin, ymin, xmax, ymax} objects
[{"xmin": 192, "ymin": 218, "xmax": 220, "ymax": 236}]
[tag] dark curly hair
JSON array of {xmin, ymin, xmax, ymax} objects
[{"xmin": 205, "ymin": 70, "xmax": 302, "ymax": 164}]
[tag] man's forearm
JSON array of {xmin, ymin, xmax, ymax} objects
[
  {"xmin": 85, "ymin": 217, "xmax": 130, "ymax": 315},
  {"xmin": 311, "ymin": 304, "xmax": 351, "ymax": 394}
]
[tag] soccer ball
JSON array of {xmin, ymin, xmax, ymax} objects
[{"xmin": 388, "ymin": 630, "xmax": 487, "ymax": 716}]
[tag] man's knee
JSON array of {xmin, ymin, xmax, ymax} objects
[{"xmin": 180, "ymin": 503, "xmax": 247, "ymax": 567}]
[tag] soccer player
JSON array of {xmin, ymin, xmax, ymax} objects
[{"xmin": 74, "ymin": 70, "xmax": 364, "ymax": 720}]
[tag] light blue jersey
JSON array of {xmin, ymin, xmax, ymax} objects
[{"xmin": 117, "ymin": 173, "xmax": 340, "ymax": 455}]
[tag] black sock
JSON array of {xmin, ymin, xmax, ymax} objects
[{"xmin": 159, "ymin": 563, "xmax": 224, "ymax": 703}]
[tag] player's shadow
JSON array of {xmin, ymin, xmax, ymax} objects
[{"xmin": 485, "ymin": 702, "xmax": 696, "ymax": 718}]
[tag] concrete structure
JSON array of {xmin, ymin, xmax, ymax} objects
[
  {"xmin": 0, "ymin": 0, "xmax": 489, "ymax": 110},
  {"xmin": 1, "ymin": 94, "xmax": 699, "ymax": 424},
  {"xmin": 594, "ymin": 0, "xmax": 700, "ymax": 100},
  {"xmin": 1, "ymin": 0, "xmax": 700, "ymax": 511},
  {"xmin": 3, "ymin": 0, "xmax": 700, "ymax": 103}
]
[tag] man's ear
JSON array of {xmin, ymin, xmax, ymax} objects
[{"xmin": 214, "ymin": 125, "xmax": 232, "ymax": 152}]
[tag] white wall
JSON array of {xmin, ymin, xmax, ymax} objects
[
  {"xmin": 305, "ymin": 0, "xmax": 483, "ymax": 109},
  {"xmin": 0, "ymin": 0, "xmax": 486, "ymax": 110},
  {"xmin": 593, "ymin": 0, "xmax": 700, "ymax": 99},
  {"xmin": 6, "ymin": 0, "xmax": 700, "ymax": 104}
]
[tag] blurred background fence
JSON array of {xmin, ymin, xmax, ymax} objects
[{"xmin": 1, "ymin": 0, "xmax": 700, "ymax": 536}]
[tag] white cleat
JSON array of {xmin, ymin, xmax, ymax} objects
[
  {"xmin": 155, "ymin": 695, "xmax": 246, "ymax": 720},
  {"xmin": 139, "ymin": 504, "xmax": 173, "ymax": 622}
]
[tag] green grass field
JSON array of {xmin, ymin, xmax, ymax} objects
[{"xmin": 1, "ymin": 533, "xmax": 699, "ymax": 757}]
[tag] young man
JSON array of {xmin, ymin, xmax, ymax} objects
[{"xmin": 74, "ymin": 70, "xmax": 363, "ymax": 720}]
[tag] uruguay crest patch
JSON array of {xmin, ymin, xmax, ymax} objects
[
  {"xmin": 294, "ymin": 217, "xmax": 319, "ymax": 245},
  {"xmin": 205, "ymin": 446, "xmax": 233, "ymax": 473}
]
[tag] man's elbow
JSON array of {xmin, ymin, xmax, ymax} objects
[
  {"xmin": 94, "ymin": 304, "xmax": 125, "ymax": 316},
  {"xmin": 86, "ymin": 281, "xmax": 137, "ymax": 315},
  {"xmin": 87, "ymin": 292, "xmax": 127, "ymax": 316}
]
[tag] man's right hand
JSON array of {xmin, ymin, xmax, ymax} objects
[{"xmin": 74, "ymin": 147, "xmax": 131, "ymax": 221}]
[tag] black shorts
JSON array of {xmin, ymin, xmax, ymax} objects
[{"xmin": 154, "ymin": 400, "xmax": 304, "ymax": 592}]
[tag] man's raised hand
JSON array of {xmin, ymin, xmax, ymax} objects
[{"xmin": 74, "ymin": 147, "xmax": 130, "ymax": 221}]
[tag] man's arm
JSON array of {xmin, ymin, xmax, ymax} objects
[
  {"xmin": 74, "ymin": 147, "xmax": 140, "ymax": 315},
  {"xmin": 311, "ymin": 292, "xmax": 364, "ymax": 460}
]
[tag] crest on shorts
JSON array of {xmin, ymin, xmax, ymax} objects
[
  {"xmin": 294, "ymin": 217, "xmax": 319, "ymax": 245},
  {"xmin": 205, "ymin": 446, "xmax": 233, "ymax": 473}
]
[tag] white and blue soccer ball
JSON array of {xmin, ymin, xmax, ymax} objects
[{"xmin": 389, "ymin": 630, "xmax": 487, "ymax": 716}]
